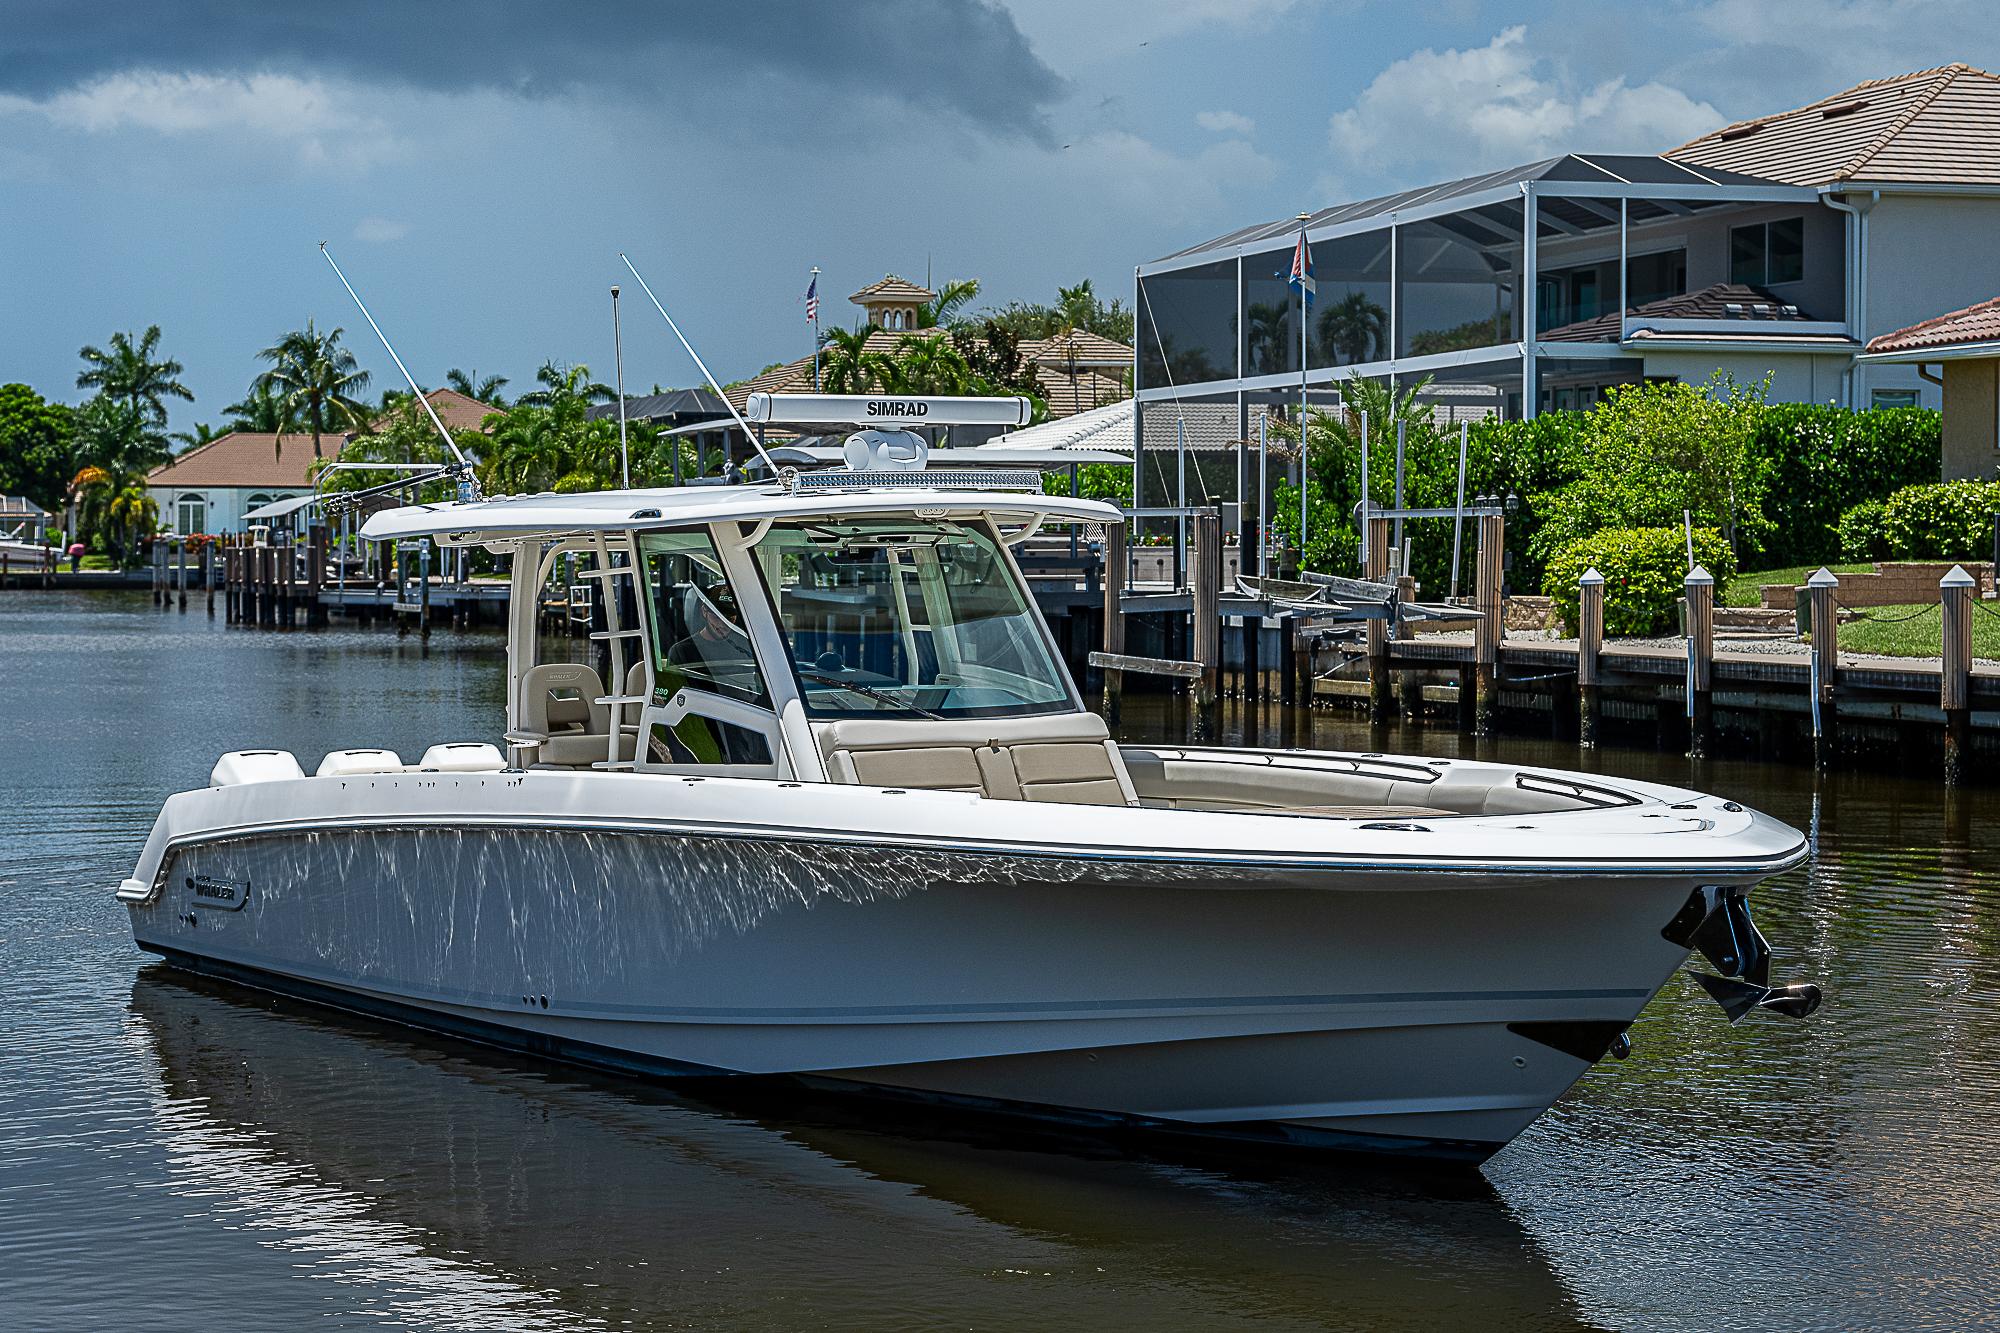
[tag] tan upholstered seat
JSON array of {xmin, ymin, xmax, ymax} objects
[
  {"xmin": 816, "ymin": 712, "xmax": 1137, "ymax": 806},
  {"xmin": 520, "ymin": 663, "xmax": 637, "ymax": 767}
]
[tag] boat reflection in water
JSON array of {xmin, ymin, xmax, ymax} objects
[{"xmin": 129, "ymin": 969, "xmax": 1607, "ymax": 1331}]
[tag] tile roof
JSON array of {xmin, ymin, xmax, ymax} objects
[
  {"xmin": 1865, "ymin": 295, "xmax": 2000, "ymax": 354},
  {"xmin": 1540, "ymin": 283, "xmax": 1816, "ymax": 342},
  {"xmin": 586, "ymin": 388, "xmax": 728, "ymax": 423},
  {"xmin": 848, "ymin": 276, "xmax": 936, "ymax": 304},
  {"xmin": 420, "ymin": 388, "xmax": 500, "ymax": 432},
  {"xmin": 146, "ymin": 433, "xmax": 322, "ymax": 489},
  {"xmin": 360, "ymin": 388, "xmax": 501, "ymax": 435},
  {"xmin": 1670, "ymin": 63, "xmax": 2000, "ymax": 186},
  {"xmin": 1021, "ymin": 330, "xmax": 1134, "ymax": 367}
]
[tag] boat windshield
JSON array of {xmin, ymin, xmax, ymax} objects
[{"xmin": 751, "ymin": 518, "xmax": 1075, "ymax": 719}]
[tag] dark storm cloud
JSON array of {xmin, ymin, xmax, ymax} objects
[{"xmin": 0, "ymin": 0, "xmax": 1065, "ymax": 139}]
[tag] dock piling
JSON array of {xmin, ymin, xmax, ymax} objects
[
  {"xmin": 1577, "ymin": 567, "xmax": 1604, "ymax": 747},
  {"xmin": 1473, "ymin": 511, "xmax": 1503, "ymax": 736},
  {"xmin": 1192, "ymin": 509, "xmax": 1221, "ymax": 741},
  {"xmin": 1808, "ymin": 567, "xmax": 1840, "ymax": 766},
  {"xmin": 1365, "ymin": 516, "xmax": 1391, "ymax": 721},
  {"xmin": 1942, "ymin": 564, "xmax": 1974, "ymax": 786},
  {"xmin": 1685, "ymin": 565, "xmax": 1715, "ymax": 758}
]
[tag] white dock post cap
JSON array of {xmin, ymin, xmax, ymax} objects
[
  {"xmin": 1942, "ymin": 564, "xmax": 1976, "ymax": 587},
  {"xmin": 1579, "ymin": 566, "xmax": 1604, "ymax": 585},
  {"xmin": 1807, "ymin": 567, "xmax": 1840, "ymax": 588},
  {"xmin": 1685, "ymin": 565, "xmax": 1713, "ymax": 585}
]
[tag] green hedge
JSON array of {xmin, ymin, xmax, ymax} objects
[
  {"xmin": 1279, "ymin": 388, "xmax": 1938, "ymax": 587},
  {"xmin": 1836, "ymin": 500, "xmax": 1892, "ymax": 561},
  {"xmin": 1881, "ymin": 479, "xmax": 2000, "ymax": 560},
  {"xmin": 1749, "ymin": 405, "xmax": 1940, "ymax": 566},
  {"xmin": 1544, "ymin": 527, "xmax": 1736, "ymax": 637}
]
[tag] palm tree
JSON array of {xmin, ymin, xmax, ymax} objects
[
  {"xmin": 170, "ymin": 422, "xmax": 222, "ymax": 451},
  {"xmin": 76, "ymin": 325, "xmax": 193, "ymax": 428},
  {"xmin": 513, "ymin": 362, "xmax": 614, "ymax": 408},
  {"xmin": 884, "ymin": 334, "xmax": 972, "ymax": 394},
  {"xmin": 917, "ymin": 279, "xmax": 981, "ymax": 329},
  {"xmin": 70, "ymin": 395, "xmax": 169, "ymax": 566},
  {"xmin": 1317, "ymin": 292, "xmax": 1389, "ymax": 366},
  {"xmin": 818, "ymin": 326, "xmax": 881, "ymax": 394},
  {"xmin": 223, "ymin": 381, "xmax": 297, "ymax": 434},
  {"xmin": 256, "ymin": 321, "xmax": 373, "ymax": 458},
  {"xmin": 445, "ymin": 368, "xmax": 509, "ymax": 406},
  {"xmin": 1245, "ymin": 302, "xmax": 1294, "ymax": 375}
]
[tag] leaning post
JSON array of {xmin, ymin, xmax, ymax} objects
[
  {"xmin": 1942, "ymin": 564, "xmax": 1974, "ymax": 787},
  {"xmin": 1101, "ymin": 520, "xmax": 1127, "ymax": 725},
  {"xmin": 1578, "ymin": 566, "xmax": 1604, "ymax": 748},
  {"xmin": 1685, "ymin": 565, "xmax": 1715, "ymax": 758},
  {"xmin": 1365, "ymin": 515, "xmax": 1392, "ymax": 721},
  {"xmin": 1473, "ymin": 510, "xmax": 1504, "ymax": 736},
  {"xmin": 1807, "ymin": 567, "xmax": 1840, "ymax": 766},
  {"xmin": 1192, "ymin": 508, "xmax": 1221, "ymax": 742}
]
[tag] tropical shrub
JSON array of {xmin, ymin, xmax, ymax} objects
[
  {"xmin": 1750, "ymin": 404, "xmax": 1940, "ymax": 566},
  {"xmin": 1544, "ymin": 526, "xmax": 1735, "ymax": 637},
  {"xmin": 1836, "ymin": 500, "xmax": 1893, "ymax": 561},
  {"xmin": 1528, "ymin": 373, "xmax": 1770, "ymax": 570},
  {"xmin": 1881, "ymin": 479, "xmax": 2000, "ymax": 560}
]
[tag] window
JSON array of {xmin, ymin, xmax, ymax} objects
[
  {"xmin": 1870, "ymin": 388, "xmax": 1920, "ymax": 410},
  {"xmin": 639, "ymin": 529, "xmax": 769, "ymax": 707},
  {"xmin": 174, "ymin": 494, "xmax": 207, "ymax": 535},
  {"xmin": 1625, "ymin": 249, "xmax": 1687, "ymax": 308},
  {"xmin": 1535, "ymin": 250, "xmax": 1686, "ymax": 336},
  {"xmin": 1731, "ymin": 218, "xmax": 1805, "ymax": 286},
  {"xmin": 753, "ymin": 518, "xmax": 1074, "ymax": 720}
]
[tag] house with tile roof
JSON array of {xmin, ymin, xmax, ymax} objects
[
  {"xmin": 1860, "ymin": 295, "xmax": 2000, "ymax": 478},
  {"xmin": 146, "ymin": 433, "xmax": 322, "ymax": 535},
  {"xmin": 1137, "ymin": 62, "xmax": 2000, "ymax": 444},
  {"xmin": 146, "ymin": 388, "xmax": 506, "ymax": 535}
]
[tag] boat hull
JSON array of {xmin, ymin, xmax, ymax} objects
[{"xmin": 128, "ymin": 818, "xmax": 1715, "ymax": 1161}]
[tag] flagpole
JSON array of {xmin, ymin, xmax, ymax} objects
[
  {"xmin": 1297, "ymin": 213, "xmax": 1310, "ymax": 569},
  {"xmin": 810, "ymin": 266, "xmax": 821, "ymax": 392}
]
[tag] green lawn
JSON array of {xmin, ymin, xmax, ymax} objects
[
  {"xmin": 1723, "ymin": 562, "xmax": 1873, "ymax": 608},
  {"xmin": 1837, "ymin": 602, "xmax": 2000, "ymax": 659}
]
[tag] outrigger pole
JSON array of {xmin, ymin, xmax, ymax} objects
[
  {"xmin": 318, "ymin": 243, "xmax": 477, "ymax": 501},
  {"xmin": 619, "ymin": 253, "xmax": 779, "ymax": 476}
]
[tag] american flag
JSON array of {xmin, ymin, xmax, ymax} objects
[
  {"xmin": 1289, "ymin": 228, "xmax": 1315, "ymax": 309},
  {"xmin": 804, "ymin": 274, "xmax": 819, "ymax": 323}
]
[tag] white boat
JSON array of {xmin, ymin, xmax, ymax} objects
[{"xmin": 119, "ymin": 394, "xmax": 1816, "ymax": 1163}]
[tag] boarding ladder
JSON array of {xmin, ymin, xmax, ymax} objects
[{"xmin": 577, "ymin": 532, "xmax": 653, "ymax": 770}]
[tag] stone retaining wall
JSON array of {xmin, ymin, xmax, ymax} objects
[{"xmin": 1759, "ymin": 562, "xmax": 1995, "ymax": 609}]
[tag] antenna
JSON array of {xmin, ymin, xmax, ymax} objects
[
  {"xmin": 619, "ymin": 253, "xmax": 778, "ymax": 475},
  {"xmin": 318, "ymin": 243, "xmax": 476, "ymax": 495}
]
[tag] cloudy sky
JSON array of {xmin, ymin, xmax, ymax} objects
[{"xmin": 3, "ymin": 0, "xmax": 1996, "ymax": 430}]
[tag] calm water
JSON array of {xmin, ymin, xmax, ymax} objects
[{"xmin": 4, "ymin": 591, "xmax": 1998, "ymax": 1332}]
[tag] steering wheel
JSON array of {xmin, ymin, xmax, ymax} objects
[{"xmin": 813, "ymin": 650, "xmax": 846, "ymax": 673}]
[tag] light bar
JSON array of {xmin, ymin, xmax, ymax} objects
[
  {"xmin": 788, "ymin": 469, "xmax": 1043, "ymax": 494},
  {"xmin": 745, "ymin": 393, "xmax": 1033, "ymax": 427}
]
